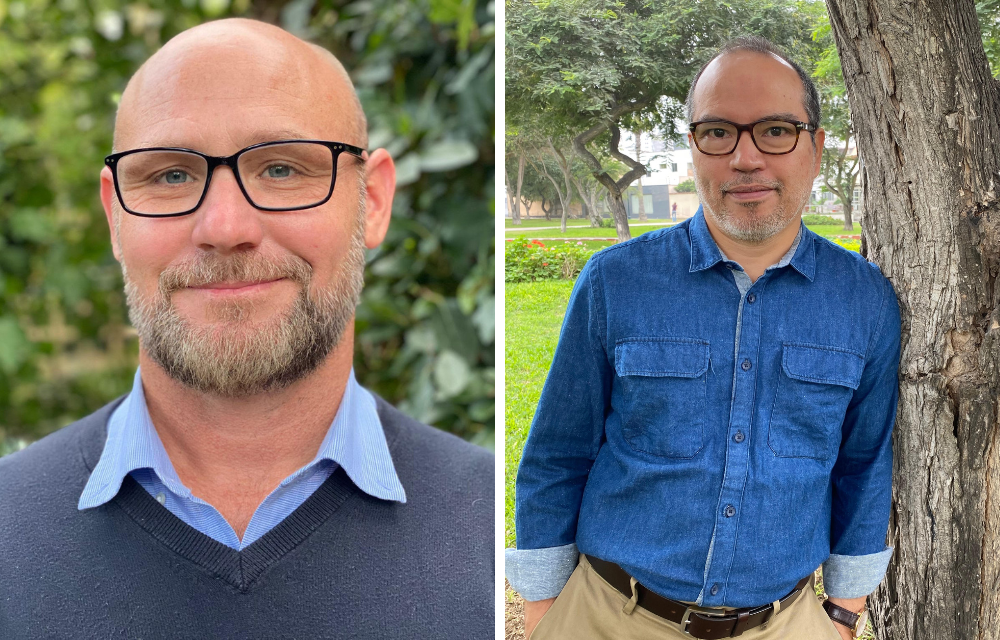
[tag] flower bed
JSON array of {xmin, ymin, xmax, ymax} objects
[{"xmin": 505, "ymin": 239, "xmax": 597, "ymax": 283}]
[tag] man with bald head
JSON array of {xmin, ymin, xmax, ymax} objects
[
  {"xmin": 507, "ymin": 36, "xmax": 899, "ymax": 639},
  {"xmin": 0, "ymin": 18, "xmax": 492, "ymax": 639}
]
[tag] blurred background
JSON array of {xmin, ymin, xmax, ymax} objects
[{"xmin": 0, "ymin": 0, "xmax": 495, "ymax": 454}]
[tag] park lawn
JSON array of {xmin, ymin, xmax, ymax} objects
[
  {"xmin": 505, "ymin": 223, "xmax": 675, "ymax": 239},
  {"xmin": 807, "ymin": 222, "xmax": 862, "ymax": 238},
  {"xmin": 505, "ymin": 279, "xmax": 576, "ymax": 548},
  {"xmin": 505, "ymin": 218, "xmax": 597, "ymax": 228}
]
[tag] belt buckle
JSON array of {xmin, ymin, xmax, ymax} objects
[{"xmin": 679, "ymin": 604, "xmax": 729, "ymax": 636}]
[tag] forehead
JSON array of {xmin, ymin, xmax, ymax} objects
[
  {"xmin": 118, "ymin": 37, "xmax": 351, "ymax": 153},
  {"xmin": 691, "ymin": 51, "xmax": 807, "ymax": 122}
]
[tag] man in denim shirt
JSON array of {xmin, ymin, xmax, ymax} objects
[{"xmin": 507, "ymin": 36, "xmax": 900, "ymax": 640}]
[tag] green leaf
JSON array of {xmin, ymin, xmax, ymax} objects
[
  {"xmin": 433, "ymin": 349, "xmax": 471, "ymax": 399},
  {"xmin": 418, "ymin": 139, "xmax": 479, "ymax": 172},
  {"xmin": 0, "ymin": 316, "xmax": 29, "ymax": 374}
]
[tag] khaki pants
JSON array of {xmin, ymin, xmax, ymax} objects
[{"xmin": 531, "ymin": 555, "xmax": 842, "ymax": 640}]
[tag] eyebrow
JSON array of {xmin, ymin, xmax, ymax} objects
[{"xmin": 695, "ymin": 112, "xmax": 804, "ymax": 123}]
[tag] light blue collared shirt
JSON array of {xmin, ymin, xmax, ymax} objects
[{"xmin": 79, "ymin": 367, "xmax": 406, "ymax": 550}]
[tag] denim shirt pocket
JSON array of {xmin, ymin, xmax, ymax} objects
[
  {"xmin": 614, "ymin": 337, "xmax": 710, "ymax": 458},
  {"xmin": 767, "ymin": 343, "xmax": 865, "ymax": 460}
]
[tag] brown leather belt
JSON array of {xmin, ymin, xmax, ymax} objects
[{"xmin": 586, "ymin": 555, "xmax": 810, "ymax": 639}]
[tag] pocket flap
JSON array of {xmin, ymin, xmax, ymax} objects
[
  {"xmin": 781, "ymin": 343, "xmax": 864, "ymax": 389},
  {"xmin": 615, "ymin": 338, "xmax": 710, "ymax": 378}
]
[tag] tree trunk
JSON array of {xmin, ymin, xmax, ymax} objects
[
  {"xmin": 635, "ymin": 131, "xmax": 648, "ymax": 222},
  {"xmin": 825, "ymin": 2, "xmax": 1000, "ymax": 639},
  {"xmin": 513, "ymin": 153, "xmax": 525, "ymax": 224},
  {"xmin": 842, "ymin": 196, "xmax": 854, "ymax": 231}
]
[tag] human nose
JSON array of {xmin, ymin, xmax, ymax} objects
[
  {"xmin": 189, "ymin": 166, "xmax": 264, "ymax": 253},
  {"xmin": 729, "ymin": 128, "xmax": 767, "ymax": 172}
]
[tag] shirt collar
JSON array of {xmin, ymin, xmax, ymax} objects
[
  {"xmin": 687, "ymin": 205, "xmax": 816, "ymax": 281},
  {"xmin": 79, "ymin": 367, "xmax": 406, "ymax": 511}
]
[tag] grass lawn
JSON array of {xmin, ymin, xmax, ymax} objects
[
  {"xmin": 504, "ymin": 279, "xmax": 575, "ymax": 548},
  {"xmin": 505, "ymin": 218, "xmax": 597, "ymax": 228},
  {"xmin": 504, "ymin": 221, "xmax": 861, "ymax": 241}
]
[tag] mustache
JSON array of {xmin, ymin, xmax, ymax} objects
[
  {"xmin": 719, "ymin": 176, "xmax": 783, "ymax": 193},
  {"xmin": 158, "ymin": 252, "xmax": 313, "ymax": 296}
]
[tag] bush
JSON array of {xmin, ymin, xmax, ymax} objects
[
  {"xmin": 505, "ymin": 240, "xmax": 596, "ymax": 283},
  {"xmin": 598, "ymin": 216, "xmax": 616, "ymax": 228},
  {"xmin": 833, "ymin": 237, "xmax": 861, "ymax": 252},
  {"xmin": 675, "ymin": 179, "xmax": 697, "ymax": 193},
  {"xmin": 801, "ymin": 214, "xmax": 842, "ymax": 225}
]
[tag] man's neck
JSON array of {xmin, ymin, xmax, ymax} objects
[
  {"xmin": 703, "ymin": 214, "xmax": 801, "ymax": 282},
  {"xmin": 137, "ymin": 329, "xmax": 355, "ymax": 536}
]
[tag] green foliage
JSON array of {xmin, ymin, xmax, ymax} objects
[
  {"xmin": 801, "ymin": 214, "xmax": 842, "ymax": 225},
  {"xmin": 504, "ymin": 239, "xmax": 595, "ymax": 283},
  {"xmin": 0, "ymin": 0, "xmax": 494, "ymax": 446},
  {"xmin": 979, "ymin": 0, "xmax": 1000, "ymax": 77},
  {"xmin": 832, "ymin": 237, "xmax": 861, "ymax": 253},
  {"xmin": 675, "ymin": 179, "xmax": 696, "ymax": 193},
  {"xmin": 598, "ymin": 216, "xmax": 616, "ymax": 228}
]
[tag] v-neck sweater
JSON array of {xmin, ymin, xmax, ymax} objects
[{"xmin": 0, "ymin": 394, "xmax": 494, "ymax": 639}]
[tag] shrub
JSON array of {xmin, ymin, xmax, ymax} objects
[
  {"xmin": 801, "ymin": 214, "xmax": 842, "ymax": 225},
  {"xmin": 505, "ymin": 240, "xmax": 596, "ymax": 283},
  {"xmin": 833, "ymin": 237, "xmax": 862, "ymax": 252},
  {"xmin": 598, "ymin": 216, "xmax": 616, "ymax": 228},
  {"xmin": 675, "ymin": 179, "xmax": 697, "ymax": 193}
]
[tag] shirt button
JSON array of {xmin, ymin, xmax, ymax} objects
[
  {"xmin": 155, "ymin": 492, "xmax": 166, "ymax": 505},
  {"xmin": 724, "ymin": 504, "xmax": 736, "ymax": 517},
  {"xmin": 711, "ymin": 583, "xmax": 720, "ymax": 596},
  {"xmin": 734, "ymin": 430, "xmax": 745, "ymax": 443},
  {"xmin": 741, "ymin": 359, "xmax": 752, "ymax": 371},
  {"xmin": 747, "ymin": 293, "xmax": 756, "ymax": 304}
]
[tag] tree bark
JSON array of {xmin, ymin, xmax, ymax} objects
[
  {"xmin": 574, "ymin": 121, "xmax": 645, "ymax": 242},
  {"xmin": 513, "ymin": 153, "xmax": 526, "ymax": 224},
  {"xmin": 635, "ymin": 130, "xmax": 648, "ymax": 222},
  {"xmin": 825, "ymin": 1, "xmax": 1000, "ymax": 639}
]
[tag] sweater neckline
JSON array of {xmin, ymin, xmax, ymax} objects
[{"xmin": 112, "ymin": 467, "xmax": 359, "ymax": 591}]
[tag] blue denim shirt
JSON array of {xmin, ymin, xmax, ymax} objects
[{"xmin": 507, "ymin": 209, "xmax": 900, "ymax": 607}]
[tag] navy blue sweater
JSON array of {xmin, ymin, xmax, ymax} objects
[{"xmin": 0, "ymin": 395, "xmax": 494, "ymax": 639}]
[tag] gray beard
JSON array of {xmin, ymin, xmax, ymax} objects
[
  {"xmin": 696, "ymin": 176, "xmax": 806, "ymax": 244},
  {"xmin": 122, "ymin": 212, "xmax": 366, "ymax": 398}
]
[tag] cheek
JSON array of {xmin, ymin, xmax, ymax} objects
[{"xmin": 118, "ymin": 220, "xmax": 192, "ymax": 288}]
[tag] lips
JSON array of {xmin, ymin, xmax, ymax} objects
[
  {"xmin": 724, "ymin": 185, "xmax": 776, "ymax": 201},
  {"xmin": 188, "ymin": 278, "xmax": 285, "ymax": 293}
]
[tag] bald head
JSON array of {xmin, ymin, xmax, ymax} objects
[{"xmin": 114, "ymin": 18, "xmax": 367, "ymax": 153}]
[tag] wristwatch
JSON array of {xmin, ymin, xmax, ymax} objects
[{"xmin": 822, "ymin": 600, "xmax": 869, "ymax": 638}]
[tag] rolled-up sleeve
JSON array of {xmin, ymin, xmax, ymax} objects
[
  {"xmin": 507, "ymin": 258, "xmax": 612, "ymax": 599},
  {"xmin": 824, "ymin": 273, "xmax": 901, "ymax": 598}
]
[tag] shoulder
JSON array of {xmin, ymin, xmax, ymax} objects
[
  {"xmin": 0, "ymin": 398, "xmax": 117, "ymax": 489},
  {"xmin": 375, "ymin": 395, "xmax": 493, "ymax": 489},
  {"xmin": 809, "ymin": 230, "xmax": 897, "ymax": 296},
  {"xmin": 586, "ymin": 220, "xmax": 692, "ymax": 275}
]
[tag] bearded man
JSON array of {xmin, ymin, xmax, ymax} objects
[
  {"xmin": 0, "ymin": 19, "xmax": 492, "ymax": 639},
  {"xmin": 507, "ymin": 36, "xmax": 900, "ymax": 640}
]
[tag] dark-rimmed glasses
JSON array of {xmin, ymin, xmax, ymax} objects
[
  {"xmin": 688, "ymin": 119, "xmax": 816, "ymax": 156},
  {"xmin": 104, "ymin": 140, "xmax": 366, "ymax": 218}
]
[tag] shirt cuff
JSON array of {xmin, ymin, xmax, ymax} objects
[
  {"xmin": 822, "ymin": 547, "xmax": 894, "ymax": 598},
  {"xmin": 504, "ymin": 543, "xmax": 579, "ymax": 601}
]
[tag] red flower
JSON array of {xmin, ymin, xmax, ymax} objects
[{"xmin": 542, "ymin": 262, "xmax": 549, "ymax": 266}]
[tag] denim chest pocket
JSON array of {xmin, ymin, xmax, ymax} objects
[
  {"xmin": 767, "ymin": 343, "xmax": 864, "ymax": 460},
  {"xmin": 614, "ymin": 338, "xmax": 710, "ymax": 458}
]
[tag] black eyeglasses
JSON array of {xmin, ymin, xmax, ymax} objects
[
  {"xmin": 688, "ymin": 119, "xmax": 816, "ymax": 156},
  {"xmin": 104, "ymin": 140, "xmax": 366, "ymax": 218}
]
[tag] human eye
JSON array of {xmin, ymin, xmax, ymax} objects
[
  {"xmin": 263, "ymin": 164, "xmax": 296, "ymax": 179},
  {"xmin": 155, "ymin": 169, "xmax": 193, "ymax": 185},
  {"xmin": 760, "ymin": 122, "xmax": 796, "ymax": 138}
]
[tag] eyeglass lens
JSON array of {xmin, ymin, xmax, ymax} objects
[
  {"xmin": 693, "ymin": 121, "xmax": 800, "ymax": 155},
  {"xmin": 115, "ymin": 142, "xmax": 336, "ymax": 215}
]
